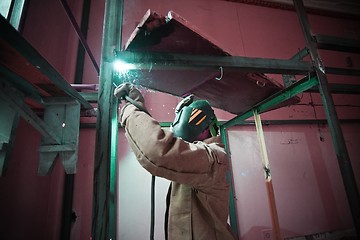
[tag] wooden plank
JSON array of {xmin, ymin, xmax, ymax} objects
[{"xmin": 253, "ymin": 109, "xmax": 281, "ymax": 240}]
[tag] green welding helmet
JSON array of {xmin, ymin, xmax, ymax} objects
[{"xmin": 170, "ymin": 95, "xmax": 219, "ymax": 142}]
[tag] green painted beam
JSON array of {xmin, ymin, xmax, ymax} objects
[
  {"xmin": 223, "ymin": 75, "xmax": 319, "ymax": 128},
  {"xmin": 220, "ymin": 126, "xmax": 239, "ymax": 239}
]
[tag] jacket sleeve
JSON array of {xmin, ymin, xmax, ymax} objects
[{"xmin": 120, "ymin": 103, "xmax": 227, "ymax": 187}]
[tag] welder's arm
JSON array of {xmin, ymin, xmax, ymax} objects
[
  {"xmin": 114, "ymin": 83, "xmax": 147, "ymax": 116},
  {"xmin": 114, "ymin": 83, "xmax": 144, "ymax": 103},
  {"xmin": 114, "ymin": 84, "xmax": 227, "ymax": 187},
  {"xmin": 119, "ymin": 104, "xmax": 227, "ymax": 188}
]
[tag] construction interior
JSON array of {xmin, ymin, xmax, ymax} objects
[{"xmin": 0, "ymin": 0, "xmax": 359, "ymax": 239}]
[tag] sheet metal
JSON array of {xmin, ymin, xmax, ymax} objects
[{"xmin": 123, "ymin": 10, "xmax": 299, "ymax": 115}]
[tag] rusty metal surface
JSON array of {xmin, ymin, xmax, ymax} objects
[{"xmin": 123, "ymin": 10, "xmax": 299, "ymax": 115}]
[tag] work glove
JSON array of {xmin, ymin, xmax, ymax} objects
[
  {"xmin": 114, "ymin": 83, "xmax": 148, "ymax": 126},
  {"xmin": 114, "ymin": 82, "xmax": 144, "ymax": 104}
]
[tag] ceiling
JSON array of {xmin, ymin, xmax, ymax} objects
[{"xmin": 223, "ymin": 0, "xmax": 360, "ymax": 19}]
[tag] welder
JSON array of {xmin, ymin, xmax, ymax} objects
[{"xmin": 114, "ymin": 83, "xmax": 235, "ymax": 240}]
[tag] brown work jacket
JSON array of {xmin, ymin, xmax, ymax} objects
[{"xmin": 120, "ymin": 103, "xmax": 235, "ymax": 240}]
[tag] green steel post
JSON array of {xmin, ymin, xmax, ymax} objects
[
  {"xmin": 92, "ymin": 0, "xmax": 123, "ymax": 239},
  {"xmin": 221, "ymin": 126, "xmax": 239, "ymax": 239}
]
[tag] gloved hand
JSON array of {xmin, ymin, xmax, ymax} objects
[
  {"xmin": 114, "ymin": 83, "xmax": 148, "ymax": 126},
  {"xmin": 114, "ymin": 83, "xmax": 144, "ymax": 104}
]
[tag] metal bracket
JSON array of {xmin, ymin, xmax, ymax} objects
[
  {"xmin": 0, "ymin": 81, "xmax": 61, "ymax": 144},
  {"xmin": 0, "ymin": 82, "xmax": 81, "ymax": 175},
  {"xmin": 38, "ymin": 97, "xmax": 80, "ymax": 175}
]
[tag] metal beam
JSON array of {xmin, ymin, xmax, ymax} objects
[
  {"xmin": 307, "ymin": 83, "xmax": 360, "ymax": 94},
  {"xmin": 117, "ymin": 51, "xmax": 312, "ymax": 75},
  {"xmin": 325, "ymin": 67, "xmax": 360, "ymax": 76},
  {"xmin": 0, "ymin": 82, "xmax": 61, "ymax": 144},
  {"xmin": 91, "ymin": 0, "xmax": 122, "ymax": 239},
  {"xmin": 0, "ymin": 15, "xmax": 92, "ymax": 109},
  {"xmin": 0, "ymin": 64, "xmax": 44, "ymax": 104},
  {"xmin": 282, "ymin": 47, "xmax": 309, "ymax": 86},
  {"xmin": 223, "ymin": 75, "xmax": 319, "ymax": 128},
  {"xmin": 293, "ymin": 0, "xmax": 360, "ymax": 237},
  {"xmin": 59, "ymin": 0, "xmax": 100, "ymax": 74},
  {"xmin": 220, "ymin": 126, "xmax": 240, "ymax": 239},
  {"xmin": 290, "ymin": 47, "xmax": 309, "ymax": 61},
  {"xmin": 0, "ymin": 97, "xmax": 20, "ymax": 176},
  {"xmin": 314, "ymin": 34, "xmax": 360, "ymax": 53}
]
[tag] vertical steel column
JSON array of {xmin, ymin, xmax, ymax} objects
[
  {"xmin": 293, "ymin": 0, "xmax": 360, "ymax": 236},
  {"xmin": 61, "ymin": 2, "xmax": 92, "ymax": 239},
  {"xmin": 220, "ymin": 126, "xmax": 240, "ymax": 239},
  {"xmin": 92, "ymin": 0, "xmax": 123, "ymax": 239}
]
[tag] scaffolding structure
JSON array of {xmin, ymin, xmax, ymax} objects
[
  {"xmin": 92, "ymin": 0, "xmax": 360, "ymax": 239},
  {"xmin": 0, "ymin": 0, "xmax": 359, "ymax": 239}
]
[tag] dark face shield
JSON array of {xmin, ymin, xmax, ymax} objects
[{"xmin": 170, "ymin": 99, "xmax": 218, "ymax": 142}]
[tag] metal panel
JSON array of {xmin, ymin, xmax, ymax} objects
[{"xmin": 121, "ymin": 11, "xmax": 303, "ymax": 115}]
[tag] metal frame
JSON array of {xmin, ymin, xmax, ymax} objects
[
  {"xmin": 91, "ymin": 0, "xmax": 123, "ymax": 239},
  {"xmin": 293, "ymin": 0, "xmax": 360, "ymax": 237},
  {"xmin": 93, "ymin": 0, "xmax": 360, "ymax": 238}
]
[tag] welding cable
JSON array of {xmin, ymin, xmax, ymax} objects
[
  {"xmin": 122, "ymin": 94, "xmax": 155, "ymax": 240},
  {"xmin": 150, "ymin": 175, "xmax": 155, "ymax": 240}
]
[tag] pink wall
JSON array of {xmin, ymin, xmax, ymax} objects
[
  {"xmin": 0, "ymin": 120, "xmax": 65, "ymax": 239},
  {"xmin": 0, "ymin": 0, "xmax": 359, "ymax": 239},
  {"xmin": 228, "ymin": 123, "xmax": 360, "ymax": 239},
  {"xmin": 0, "ymin": 0, "xmax": 99, "ymax": 239}
]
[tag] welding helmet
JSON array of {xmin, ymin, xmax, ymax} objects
[{"xmin": 170, "ymin": 95, "xmax": 219, "ymax": 142}]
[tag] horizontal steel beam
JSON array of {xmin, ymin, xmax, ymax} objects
[
  {"xmin": 223, "ymin": 75, "xmax": 319, "ymax": 128},
  {"xmin": 290, "ymin": 47, "xmax": 309, "ymax": 60},
  {"xmin": 0, "ymin": 84, "xmax": 61, "ymax": 144},
  {"xmin": 0, "ymin": 15, "xmax": 92, "ymax": 109},
  {"xmin": 117, "ymin": 51, "xmax": 312, "ymax": 74},
  {"xmin": 308, "ymin": 83, "xmax": 360, "ymax": 94},
  {"xmin": 315, "ymin": 34, "xmax": 360, "ymax": 53},
  {"xmin": 326, "ymin": 67, "xmax": 360, "ymax": 76}
]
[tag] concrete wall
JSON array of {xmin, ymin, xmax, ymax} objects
[{"xmin": 0, "ymin": 0, "xmax": 359, "ymax": 239}]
